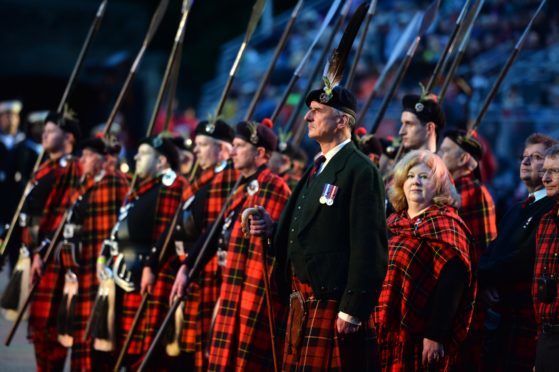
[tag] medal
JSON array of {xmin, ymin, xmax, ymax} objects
[
  {"xmin": 247, "ymin": 179, "xmax": 259, "ymax": 196},
  {"xmin": 320, "ymin": 183, "xmax": 338, "ymax": 206}
]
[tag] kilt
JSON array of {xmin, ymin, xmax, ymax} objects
[
  {"xmin": 180, "ymin": 164, "xmax": 238, "ymax": 370},
  {"xmin": 28, "ymin": 157, "xmax": 81, "ymax": 337},
  {"xmin": 116, "ymin": 288, "xmax": 156, "ymax": 356},
  {"xmin": 179, "ymin": 256, "xmax": 220, "ymax": 369},
  {"xmin": 70, "ymin": 172, "xmax": 129, "ymax": 371},
  {"xmin": 283, "ymin": 278, "xmax": 378, "ymax": 371},
  {"xmin": 207, "ymin": 167, "xmax": 290, "ymax": 371}
]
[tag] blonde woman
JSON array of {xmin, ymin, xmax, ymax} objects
[{"xmin": 375, "ymin": 149, "xmax": 475, "ymax": 371}]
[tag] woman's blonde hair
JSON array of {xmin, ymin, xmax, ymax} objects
[{"xmin": 389, "ymin": 149, "xmax": 460, "ymax": 212}]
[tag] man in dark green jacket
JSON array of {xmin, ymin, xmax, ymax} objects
[{"xmin": 249, "ymin": 85, "xmax": 388, "ymax": 370}]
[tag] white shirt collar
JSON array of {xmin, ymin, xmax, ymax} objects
[
  {"xmin": 316, "ymin": 138, "xmax": 351, "ymax": 175},
  {"xmin": 531, "ymin": 188, "xmax": 547, "ymax": 203}
]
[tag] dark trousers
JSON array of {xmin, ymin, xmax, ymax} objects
[{"xmin": 535, "ymin": 332, "xmax": 559, "ymax": 372}]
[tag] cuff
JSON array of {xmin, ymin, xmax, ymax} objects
[{"xmin": 338, "ymin": 311, "xmax": 361, "ymax": 326}]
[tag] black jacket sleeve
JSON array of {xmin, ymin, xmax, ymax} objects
[{"xmin": 425, "ymin": 258, "xmax": 469, "ymax": 343}]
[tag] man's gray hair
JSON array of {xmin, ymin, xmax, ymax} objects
[
  {"xmin": 544, "ymin": 144, "xmax": 559, "ymax": 158},
  {"xmin": 333, "ymin": 108, "xmax": 356, "ymax": 129}
]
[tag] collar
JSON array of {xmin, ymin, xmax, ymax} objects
[
  {"xmin": 0, "ymin": 132, "xmax": 25, "ymax": 150},
  {"xmin": 240, "ymin": 164, "xmax": 266, "ymax": 185},
  {"xmin": 531, "ymin": 188, "xmax": 547, "ymax": 203},
  {"xmin": 316, "ymin": 138, "xmax": 351, "ymax": 175},
  {"xmin": 94, "ymin": 169, "xmax": 106, "ymax": 183}
]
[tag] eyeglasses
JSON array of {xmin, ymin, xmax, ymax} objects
[
  {"xmin": 542, "ymin": 168, "xmax": 559, "ymax": 176},
  {"xmin": 519, "ymin": 154, "xmax": 544, "ymax": 163}
]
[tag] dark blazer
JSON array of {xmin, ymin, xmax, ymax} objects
[{"xmin": 274, "ymin": 142, "xmax": 388, "ymax": 320}]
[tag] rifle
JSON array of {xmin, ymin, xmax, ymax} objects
[
  {"xmin": 424, "ymin": 0, "xmax": 473, "ymax": 92},
  {"xmin": 368, "ymin": 0, "xmax": 441, "ymax": 135},
  {"xmin": 244, "ymin": 0, "xmax": 304, "ymax": 121},
  {"xmin": 269, "ymin": 0, "xmax": 343, "ymax": 122},
  {"xmin": 354, "ymin": 12, "xmax": 422, "ymax": 128},
  {"xmin": 467, "ymin": 0, "xmax": 546, "ymax": 135},
  {"xmin": 186, "ymin": 0, "xmax": 267, "ymax": 182},
  {"xmin": 289, "ymin": 0, "xmax": 353, "ymax": 144},
  {"xmin": 346, "ymin": 0, "xmax": 378, "ymax": 89},
  {"xmin": 439, "ymin": 0, "xmax": 485, "ymax": 102},
  {"xmin": 0, "ymin": 0, "xmax": 108, "ymax": 258},
  {"xmin": 214, "ymin": 0, "xmax": 267, "ymax": 116}
]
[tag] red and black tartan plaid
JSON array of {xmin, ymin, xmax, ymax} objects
[
  {"xmin": 283, "ymin": 277, "xmax": 378, "ymax": 371},
  {"xmin": 207, "ymin": 167, "xmax": 291, "ymax": 371},
  {"xmin": 374, "ymin": 205, "xmax": 475, "ymax": 371},
  {"xmin": 454, "ymin": 174, "xmax": 497, "ymax": 369},
  {"xmin": 23, "ymin": 156, "xmax": 81, "ymax": 370},
  {"xmin": 116, "ymin": 172, "xmax": 185, "ymax": 356},
  {"xmin": 179, "ymin": 164, "xmax": 239, "ymax": 369},
  {"xmin": 455, "ymin": 174, "xmax": 497, "ymax": 268},
  {"xmin": 27, "ymin": 157, "xmax": 81, "ymax": 329},
  {"xmin": 533, "ymin": 204, "xmax": 559, "ymax": 326},
  {"xmin": 280, "ymin": 171, "xmax": 300, "ymax": 192},
  {"xmin": 182, "ymin": 166, "xmax": 216, "ymax": 201},
  {"xmin": 68, "ymin": 171, "xmax": 129, "ymax": 371}
]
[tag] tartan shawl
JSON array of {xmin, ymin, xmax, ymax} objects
[{"xmin": 375, "ymin": 205, "xmax": 475, "ymax": 352}]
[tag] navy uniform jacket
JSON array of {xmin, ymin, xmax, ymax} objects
[{"xmin": 274, "ymin": 142, "xmax": 388, "ymax": 320}]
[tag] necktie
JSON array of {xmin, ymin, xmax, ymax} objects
[
  {"xmin": 308, "ymin": 155, "xmax": 326, "ymax": 184},
  {"xmin": 521, "ymin": 195, "xmax": 535, "ymax": 208}
]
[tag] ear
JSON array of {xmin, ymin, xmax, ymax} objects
[
  {"xmin": 458, "ymin": 151, "xmax": 471, "ymax": 167},
  {"xmin": 336, "ymin": 114, "xmax": 350, "ymax": 131},
  {"xmin": 425, "ymin": 122, "xmax": 436, "ymax": 136},
  {"xmin": 157, "ymin": 154, "xmax": 168, "ymax": 168},
  {"xmin": 255, "ymin": 146, "xmax": 267, "ymax": 159}
]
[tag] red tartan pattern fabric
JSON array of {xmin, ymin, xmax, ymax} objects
[
  {"xmin": 454, "ymin": 174, "xmax": 497, "ymax": 268},
  {"xmin": 533, "ymin": 204, "xmax": 559, "ymax": 326},
  {"xmin": 32, "ymin": 329, "xmax": 69, "ymax": 372},
  {"xmin": 280, "ymin": 171, "xmax": 300, "ymax": 191},
  {"xmin": 182, "ymin": 167, "xmax": 215, "ymax": 201},
  {"xmin": 283, "ymin": 277, "xmax": 379, "ymax": 371},
  {"xmin": 207, "ymin": 167, "xmax": 290, "ymax": 371},
  {"xmin": 69, "ymin": 171, "xmax": 129, "ymax": 371},
  {"xmin": 28, "ymin": 156, "xmax": 81, "ymax": 334},
  {"xmin": 180, "ymin": 165, "xmax": 239, "ymax": 371},
  {"xmin": 453, "ymin": 174, "xmax": 497, "ymax": 369},
  {"xmin": 374, "ymin": 205, "xmax": 474, "ymax": 371},
  {"xmin": 146, "ymin": 165, "xmax": 223, "ymax": 367},
  {"xmin": 117, "ymin": 172, "xmax": 185, "ymax": 356}
]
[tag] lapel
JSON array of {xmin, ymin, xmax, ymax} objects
[{"xmin": 297, "ymin": 142, "xmax": 355, "ymax": 233}]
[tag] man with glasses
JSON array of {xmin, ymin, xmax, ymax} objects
[{"xmin": 478, "ymin": 133, "xmax": 558, "ymax": 370}]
